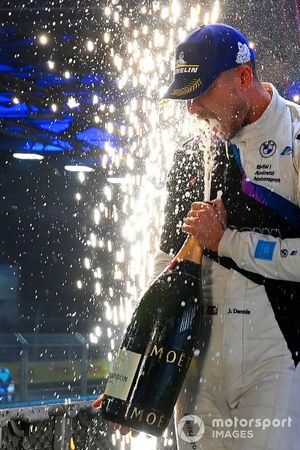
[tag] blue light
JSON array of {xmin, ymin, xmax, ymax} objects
[
  {"xmin": 0, "ymin": 63, "xmax": 15, "ymax": 73},
  {"xmin": 6, "ymin": 125, "xmax": 23, "ymax": 133},
  {"xmin": 24, "ymin": 141, "xmax": 63, "ymax": 152},
  {"xmin": 0, "ymin": 93, "xmax": 13, "ymax": 104},
  {"xmin": 0, "ymin": 103, "xmax": 29, "ymax": 118},
  {"xmin": 0, "ymin": 25, "xmax": 15, "ymax": 35},
  {"xmin": 81, "ymin": 74, "xmax": 104, "ymax": 85},
  {"xmin": 16, "ymin": 64, "xmax": 36, "ymax": 79},
  {"xmin": 284, "ymin": 81, "xmax": 300, "ymax": 100},
  {"xmin": 28, "ymin": 142, "xmax": 44, "ymax": 151},
  {"xmin": 51, "ymin": 138, "xmax": 73, "ymax": 150},
  {"xmin": 61, "ymin": 34, "xmax": 74, "ymax": 42},
  {"xmin": 30, "ymin": 118, "xmax": 73, "ymax": 133},
  {"xmin": 36, "ymin": 73, "xmax": 72, "ymax": 88},
  {"xmin": 76, "ymin": 127, "xmax": 116, "ymax": 147},
  {"xmin": 62, "ymin": 90, "xmax": 96, "ymax": 105},
  {"xmin": 0, "ymin": 24, "xmax": 118, "ymax": 158}
]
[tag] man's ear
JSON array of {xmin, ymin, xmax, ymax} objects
[{"xmin": 236, "ymin": 65, "xmax": 253, "ymax": 90}]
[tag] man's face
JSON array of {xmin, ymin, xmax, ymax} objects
[{"xmin": 186, "ymin": 68, "xmax": 248, "ymax": 140}]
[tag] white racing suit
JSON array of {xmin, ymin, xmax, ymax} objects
[{"xmin": 153, "ymin": 84, "xmax": 300, "ymax": 450}]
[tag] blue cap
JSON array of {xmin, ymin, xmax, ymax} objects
[{"xmin": 163, "ymin": 24, "xmax": 255, "ymax": 100}]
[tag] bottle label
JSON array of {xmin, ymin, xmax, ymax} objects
[{"xmin": 104, "ymin": 348, "xmax": 142, "ymax": 401}]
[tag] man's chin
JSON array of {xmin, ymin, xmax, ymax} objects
[
  {"xmin": 206, "ymin": 119, "xmax": 225, "ymax": 139},
  {"xmin": 211, "ymin": 122, "xmax": 236, "ymax": 140}
]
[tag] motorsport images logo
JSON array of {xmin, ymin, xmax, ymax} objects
[
  {"xmin": 177, "ymin": 414, "xmax": 292, "ymax": 445},
  {"xmin": 178, "ymin": 415, "xmax": 205, "ymax": 448}
]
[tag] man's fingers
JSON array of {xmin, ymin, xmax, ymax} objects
[
  {"xmin": 182, "ymin": 224, "xmax": 194, "ymax": 234},
  {"xmin": 107, "ymin": 420, "xmax": 133, "ymax": 436},
  {"xmin": 92, "ymin": 394, "xmax": 104, "ymax": 409},
  {"xmin": 209, "ymin": 199, "xmax": 227, "ymax": 226},
  {"xmin": 119, "ymin": 426, "xmax": 131, "ymax": 435},
  {"xmin": 131, "ymin": 430, "xmax": 151, "ymax": 438},
  {"xmin": 209, "ymin": 198, "xmax": 223, "ymax": 207},
  {"xmin": 191, "ymin": 198, "xmax": 224, "ymax": 210},
  {"xmin": 191, "ymin": 201, "xmax": 210, "ymax": 210},
  {"xmin": 108, "ymin": 422, "xmax": 120, "ymax": 431},
  {"xmin": 131, "ymin": 430, "xmax": 140, "ymax": 437},
  {"xmin": 186, "ymin": 210, "xmax": 200, "ymax": 218},
  {"xmin": 183, "ymin": 217, "xmax": 196, "ymax": 225}
]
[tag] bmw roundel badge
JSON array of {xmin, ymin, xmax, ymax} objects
[{"xmin": 259, "ymin": 140, "xmax": 277, "ymax": 158}]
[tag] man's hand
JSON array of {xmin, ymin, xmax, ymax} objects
[
  {"xmin": 92, "ymin": 394, "xmax": 139, "ymax": 437},
  {"xmin": 183, "ymin": 199, "xmax": 227, "ymax": 251}
]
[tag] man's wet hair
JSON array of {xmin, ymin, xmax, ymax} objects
[{"xmin": 245, "ymin": 60, "xmax": 258, "ymax": 80}]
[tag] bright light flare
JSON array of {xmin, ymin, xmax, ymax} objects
[
  {"xmin": 47, "ymin": 60, "xmax": 55, "ymax": 69},
  {"xmin": 86, "ymin": 40, "xmax": 94, "ymax": 52},
  {"xmin": 84, "ymin": 258, "xmax": 91, "ymax": 269},
  {"xmin": 204, "ymin": 11, "xmax": 210, "ymax": 24},
  {"xmin": 161, "ymin": 6, "xmax": 169, "ymax": 20},
  {"xmin": 211, "ymin": 0, "xmax": 220, "ymax": 23},
  {"xmin": 94, "ymin": 208, "xmax": 101, "ymax": 225},
  {"xmin": 171, "ymin": 0, "xmax": 181, "ymax": 22},
  {"xmin": 95, "ymin": 326, "xmax": 102, "ymax": 337},
  {"xmin": 38, "ymin": 34, "xmax": 48, "ymax": 45},
  {"xmin": 67, "ymin": 97, "xmax": 80, "ymax": 109},
  {"xmin": 64, "ymin": 165, "xmax": 94, "ymax": 173},
  {"xmin": 130, "ymin": 433, "xmax": 157, "ymax": 450},
  {"xmin": 13, "ymin": 153, "xmax": 44, "ymax": 160},
  {"xmin": 103, "ymin": 32, "xmax": 110, "ymax": 43},
  {"xmin": 106, "ymin": 122, "xmax": 114, "ymax": 134},
  {"xmin": 104, "ymin": 6, "xmax": 111, "ymax": 16},
  {"xmin": 89, "ymin": 333, "xmax": 98, "ymax": 344}
]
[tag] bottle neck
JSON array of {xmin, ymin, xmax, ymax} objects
[
  {"xmin": 166, "ymin": 236, "xmax": 203, "ymax": 273},
  {"xmin": 175, "ymin": 236, "xmax": 203, "ymax": 265}
]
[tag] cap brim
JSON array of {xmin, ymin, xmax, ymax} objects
[{"xmin": 161, "ymin": 72, "xmax": 219, "ymax": 100}]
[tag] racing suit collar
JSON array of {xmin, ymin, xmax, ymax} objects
[{"xmin": 231, "ymin": 83, "xmax": 285, "ymax": 144}]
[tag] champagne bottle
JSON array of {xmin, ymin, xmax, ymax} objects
[{"xmin": 101, "ymin": 236, "xmax": 203, "ymax": 436}]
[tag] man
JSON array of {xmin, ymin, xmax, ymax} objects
[
  {"xmin": 153, "ymin": 23, "xmax": 300, "ymax": 450},
  {"xmin": 94, "ymin": 24, "xmax": 300, "ymax": 449}
]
